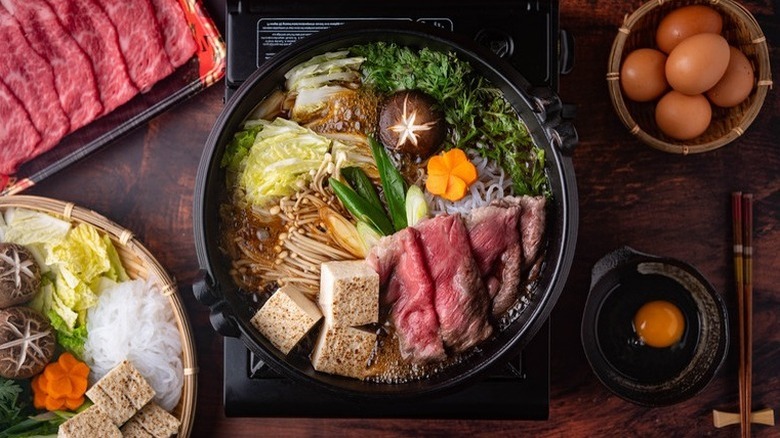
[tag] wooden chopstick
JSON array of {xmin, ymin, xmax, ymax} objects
[
  {"xmin": 742, "ymin": 193, "xmax": 754, "ymax": 438},
  {"xmin": 732, "ymin": 192, "xmax": 747, "ymax": 438},
  {"xmin": 732, "ymin": 192, "xmax": 755, "ymax": 438}
]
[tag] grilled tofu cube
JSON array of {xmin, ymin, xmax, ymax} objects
[
  {"xmin": 311, "ymin": 325, "xmax": 376, "ymax": 379},
  {"xmin": 251, "ymin": 285, "xmax": 323, "ymax": 354},
  {"xmin": 58, "ymin": 405, "xmax": 122, "ymax": 438},
  {"xmin": 121, "ymin": 402, "xmax": 180, "ymax": 438},
  {"xmin": 85, "ymin": 360, "xmax": 156, "ymax": 426},
  {"xmin": 319, "ymin": 261, "xmax": 379, "ymax": 327}
]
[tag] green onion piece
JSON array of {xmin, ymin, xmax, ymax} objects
[
  {"xmin": 369, "ymin": 137, "xmax": 407, "ymax": 231},
  {"xmin": 356, "ymin": 221, "xmax": 382, "ymax": 253},
  {"xmin": 405, "ymin": 185, "xmax": 428, "ymax": 227},
  {"xmin": 341, "ymin": 167, "xmax": 384, "ymax": 212},
  {"xmin": 329, "ymin": 178, "xmax": 394, "ymax": 236}
]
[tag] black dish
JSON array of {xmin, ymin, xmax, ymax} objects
[
  {"xmin": 193, "ymin": 21, "xmax": 578, "ymax": 400},
  {"xmin": 581, "ymin": 247, "xmax": 729, "ymax": 406}
]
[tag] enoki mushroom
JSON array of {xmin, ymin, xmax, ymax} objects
[{"xmin": 228, "ymin": 151, "xmax": 358, "ymax": 297}]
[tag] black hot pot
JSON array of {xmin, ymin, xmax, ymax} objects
[{"xmin": 193, "ymin": 21, "xmax": 578, "ymax": 399}]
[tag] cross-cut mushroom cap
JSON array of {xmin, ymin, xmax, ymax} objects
[
  {"xmin": 0, "ymin": 243, "xmax": 41, "ymax": 309},
  {"xmin": 378, "ymin": 90, "xmax": 446, "ymax": 159},
  {"xmin": 0, "ymin": 307, "xmax": 56, "ymax": 379}
]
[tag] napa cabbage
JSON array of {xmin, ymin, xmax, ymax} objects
[
  {"xmin": 230, "ymin": 118, "xmax": 337, "ymax": 207},
  {"xmin": 1, "ymin": 209, "xmax": 128, "ymax": 357}
]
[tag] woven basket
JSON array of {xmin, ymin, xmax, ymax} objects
[
  {"xmin": 0, "ymin": 195, "xmax": 197, "ymax": 437},
  {"xmin": 607, "ymin": 0, "xmax": 772, "ymax": 154}
]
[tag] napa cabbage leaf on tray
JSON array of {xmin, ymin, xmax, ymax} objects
[
  {"xmin": 1, "ymin": 208, "xmax": 128, "ymax": 357},
  {"xmin": 1, "ymin": 208, "xmax": 70, "ymax": 251}
]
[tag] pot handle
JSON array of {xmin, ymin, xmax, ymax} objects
[
  {"xmin": 192, "ymin": 270, "xmax": 241, "ymax": 338},
  {"xmin": 590, "ymin": 246, "xmax": 661, "ymax": 289},
  {"xmin": 559, "ymin": 29, "xmax": 575, "ymax": 75},
  {"xmin": 528, "ymin": 87, "xmax": 578, "ymax": 155}
]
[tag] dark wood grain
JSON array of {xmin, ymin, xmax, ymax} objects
[{"xmin": 26, "ymin": 0, "xmax": 779, "ymax": 436}]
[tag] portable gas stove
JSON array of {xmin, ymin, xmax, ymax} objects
[{"xmin": 223, "ymin": 0, "xmax": 572, "ymax": 419}]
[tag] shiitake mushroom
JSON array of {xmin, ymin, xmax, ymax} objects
[
  {"xmin": 378, "ymin": 90, "xmax": 446, "ymax": 159},
  {"xmin": 0, "ymin": 243, "xmax": 41, "ymax": 309},
  {"xmin": 0, "ymin": 306, "xmax": 56, "ymax": 379}
]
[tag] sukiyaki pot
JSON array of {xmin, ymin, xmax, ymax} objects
[{"xmin": 194, "ymin": 22, "xmax": 578, "ymax": 398}]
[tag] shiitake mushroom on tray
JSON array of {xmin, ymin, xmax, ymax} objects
[
  {"xmin": 0, "ymin": 243, "xmax": 41, "ymax": 309},
  {"xmin": 0, "ymin": 306, "xmax": 56, "ymax": 379}
]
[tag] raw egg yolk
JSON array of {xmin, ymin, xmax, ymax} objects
[{"xmin": 633, "ymin": 300, "xmax": 685, "ymax": 348}]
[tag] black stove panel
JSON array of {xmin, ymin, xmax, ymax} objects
[
  {"xmin": 224, "ymin": 324, "xmax": 549, "ymax": 419},
  {"xmin": 226, "ymin": 0, "xmax": 562, "ymax": 98},
  {"xmin": 222, "ymin": 0, "xmax": 562, "ymax": 419}
]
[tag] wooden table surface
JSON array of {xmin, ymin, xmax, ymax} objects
[{"xmin": 24, "ymin": 0, "xmax": 778, "ymax": 436}]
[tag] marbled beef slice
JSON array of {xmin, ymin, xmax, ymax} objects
[
  {"xmin": 464, "ymin": 205, "xmax": 523, "ymax": 316},
  {"xmin": 491, "ymin": 195, "xmax": 547, "ymax": 269},
  {"xmin": 367, "ymin": 228, "xmax": 445, "ymax": 363},
  {"xmin": 96, "ymin": 0, "xmax": 174, "ymax": 92},
  {"xmin": 0, "ymin": 8, "xmax": 68, "ymax": 153},
  {"xmin": 148, "ymin": 0, "xmax": 197, "ymax": 68},
  {"xmin": 0, "ymin": 78, "xmax": 41, "ymax": 175},
  {"xmin": 45, "ymin": 0, "xmax": 138, "ymax": 114},
  {"xmin": 417, "ymin": 215, "xmax": 493, "ymax": 353},
  {"xmin": 3, "ymin": 0, "xmax": 103, "ymax": 132}
]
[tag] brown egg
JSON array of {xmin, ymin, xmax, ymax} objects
[
  {"xmin": 656, "ymin": 5, "xmax": 723, "ymax": 54},
  {"xmin": 666, "ymin": 33, "xmax": 730, "ymax": 95},
  {"xmin": 706, "ymin": 46, "xmax": 755, "ymax": 107},
  {"xmin": 620, "ymin": 49, "xmax": 668, "ymax": 102},
  {"xmin": 655, "ymin": 91, "xmax": 712, "ymax": 140}
]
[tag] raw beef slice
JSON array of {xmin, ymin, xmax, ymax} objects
[
  {"xmin": 46, "ymin": 0, "xmax": 138, "ymax": 114},
  {"xmin": 0, "ymin": 8, "xmax": 68, "ymax": 153},
  {"xmin": 0, "ymin": 78, "xmax": 40, "ymax": 175},
  {"xmin": 464, "ymin": 205, "xmax": 523, "ymax": 316},
  {"xmin": 96, "ymin": 0, "xmax": 174, "ymax": 92},
  {"xmin": 3, "ymin": 0, "xmax": 103, "ymax": 132},
  {"xmin": 491, "ymin": 196, "xmax": 547, "ymax": 269},
  {"xmin": 367, "ymin": 229, "xmax": 445, "ymax": 363},
  {"xmin": 417, "ymin": 215, "xmax": 493, "ymax": 352},
  {"xmin": 148, "ymin": 0, "xmax": 197, "ymax": 67}
]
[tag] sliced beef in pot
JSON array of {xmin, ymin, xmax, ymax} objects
[
  {"xmin": 416, "ymin": 215, "xmax": 493, "ymax": 353},
  {"xmin": 3, "ymin": 0, "xmax": 104, "ymax": 131},
  {"xmin": 366, "ymin": 231, "xmax": 398, "ymax": 289},
  {"xmin": 490, "ymin": 195, "xmax": 547, "ymax": 269},
  {"xmin": 464, "ymin": 205, "xmax": 521, "ymax": 275},
  {"xmin": 490, "ymin": 244, "xmax": 522, "ymax": 316},
  {"xmin": 367, "ymin": 228, "xmax": 445, "ymax": 363},
  {"xmin": 464, "ymin": 205, "xmax": 523, "ymax": 316}
]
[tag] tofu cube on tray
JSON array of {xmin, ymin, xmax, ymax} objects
[
  {"xmin": 121, "ymin": 402, "xmax": 181, "ymax": 438},
  {"xmin": 85, "ymin": 360, "xmax": 155, "ymax": 426},
  {"xmin": 58, "ymin": 405, "xmax": 121, "ymax": 438},
  {"xmin": 251, "ymin": 285, "xmax": 323, "ymax": 354},
  {"xmin": 64, "ymin": 360, "xmax": 180, "ymax": 437}
]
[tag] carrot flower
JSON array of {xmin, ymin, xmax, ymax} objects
[
  {"xmin": 31, "ymin": 352, "xmax": 89, "ymax": 411},
  {"xmin": 425, "ymin": 149, "xmax": 478, "ymax": 201}
]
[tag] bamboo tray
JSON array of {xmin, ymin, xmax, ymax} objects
[
  {"xmin": 607, "ymin": 0, "xmax": 772, "ymax": 154},
  {"xmin": 0, "ymin": 195, "xmax": 197, "ymax": 437}
]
